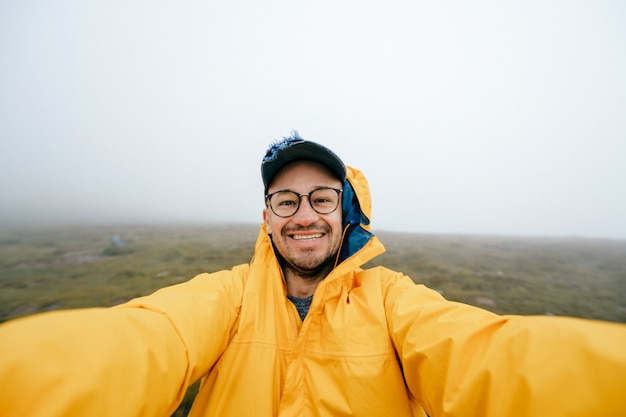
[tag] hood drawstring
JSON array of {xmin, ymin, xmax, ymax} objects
[{"xmin": 334, "ymin": 223, "xmax": 353, "ymax": 268}]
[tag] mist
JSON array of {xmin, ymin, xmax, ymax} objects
[{"xmin": 1, "ymin": 1, "xmax": 625, "ymax": 239}]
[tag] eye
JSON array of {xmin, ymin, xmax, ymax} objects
[
  {"xmin": 311, "ymin": 188, "xmax": 339, "ymax": 208},
  {"xmin": 278, "ymin": 200, "xmax": 296, "ymax": 207},
  {"xmin": 313, "ymin": 196, "xmax": 331, "ymax": 204},
  {"xmin": 272, "ymin": 192, "xmax": 299, "ymax": 207}
]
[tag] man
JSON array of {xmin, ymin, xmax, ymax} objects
[{"xmin": 1, "ymin": 132, "xmax": 626, "ymax": 417}]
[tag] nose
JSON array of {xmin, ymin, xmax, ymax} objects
[{"xmin": 292, "ymin": 195, "xmax": 318, "ymax": 225}]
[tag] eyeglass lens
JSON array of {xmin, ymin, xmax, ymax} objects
[{"xmin": 269, "ymin": 188, "xmax": 340, "ymax": 217}]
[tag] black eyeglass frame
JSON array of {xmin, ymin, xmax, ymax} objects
[{"xmin": 265, "ymin": 187, "xmax": 343, "ymax": 218}]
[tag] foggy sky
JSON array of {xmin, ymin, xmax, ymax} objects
[{"xmin": 1, "ymin": 1, "xmax": 625, "ymax": 239}]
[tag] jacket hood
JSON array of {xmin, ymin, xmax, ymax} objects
[{"xmin": 337, "ymin": 165, "xmax": 376, "ymax": 264}]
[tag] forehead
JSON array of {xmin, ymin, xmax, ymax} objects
[{"xmin": 268, "ymin": 160, "xmax": 342, "ymax": 192}]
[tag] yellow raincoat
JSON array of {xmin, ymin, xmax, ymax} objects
[{"xmin": 1, "ymin": 166, "xmax": 625, "ymax": 417}]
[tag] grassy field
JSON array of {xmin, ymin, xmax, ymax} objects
[
  {"xmin": 1, "ymin": 223, "xmax": 625, "ymax": 323},
  {"xmin": 1, "ymin": 223, "xmax": 625, "ymax": 415}
]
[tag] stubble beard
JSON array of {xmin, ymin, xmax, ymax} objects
[
  {"xmin": 274, "ymin": 226, "xmax": 341, "ymax": 281},
  {"xmin": 283, "ymin": 249, "xmax": 337, "ymax": 281}
]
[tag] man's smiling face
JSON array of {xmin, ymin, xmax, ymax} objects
[{"xmin": 263, "ymin": 160, "xmax": 344, "ymax": 279}]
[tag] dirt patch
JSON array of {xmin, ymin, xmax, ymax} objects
[
  {"xmin": 61, "ymin": 251, "xmax": 106, "ymax": 264},
  {"xmin": 474, "ymin": 296, "xmax": 497, "ymax": 307}
]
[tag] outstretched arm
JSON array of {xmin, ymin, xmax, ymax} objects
[
  {"xmin": 385, "ymin": 273, "xmax": 626, "ymax": 416},
  {"xmin": 0, "ymin": 269, "xmax": 244, "ymax": 417}
]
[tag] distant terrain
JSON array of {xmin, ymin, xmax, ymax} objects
[{"xmin": 1, "ymin": 223, "xmax": 625, "ymax": 324}]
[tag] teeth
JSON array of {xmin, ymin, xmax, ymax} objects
[{"xmin": 293, "ymin": 234, "xmax": 323, "ymax": 241}]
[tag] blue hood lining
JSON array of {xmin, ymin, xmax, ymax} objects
[{"xmin": 337, "ymin": 178, "xmax": 374, "ymax": 264}]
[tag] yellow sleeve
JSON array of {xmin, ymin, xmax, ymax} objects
[
  {"xmin": 384, "ymin": 273, "xmax": 626, "ymax": 416},
  {"xmin": 0, "ymin": 268, "xmax": 245, "ymax": 417}
]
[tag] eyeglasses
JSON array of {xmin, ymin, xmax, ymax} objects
[{"xmin": 265, "ymin": 187, "xmax": 343, "ymax": 218}]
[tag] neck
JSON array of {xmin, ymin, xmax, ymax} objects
[
  {"xmin": 283, "ymin": 263, "xmax": 333, "ymax": 298},
  {"xmin": 285, "ymin": 274, "xmax": 322, "ymax": 298}
]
